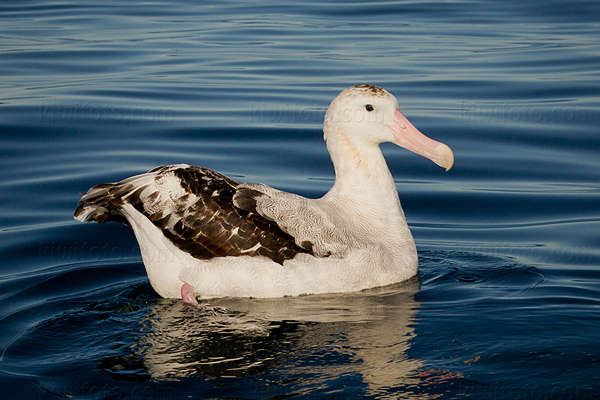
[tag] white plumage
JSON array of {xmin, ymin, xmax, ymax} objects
[{"xmin": 75, "ymin": 84, "xmax": 453, "ymax": 304}]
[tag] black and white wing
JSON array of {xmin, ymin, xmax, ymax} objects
[{"xmin": 75, "ymin": 164, "xmax": 314, "ymax": 264}]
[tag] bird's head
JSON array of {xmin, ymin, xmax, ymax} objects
[{"xmin": 324, "ymin": 84, "xmax": 454, "ymax": 171}]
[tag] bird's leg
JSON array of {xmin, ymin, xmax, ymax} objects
[
  {"xmin": 180, "ymin": 282, "xmax": 228, "ymax": 315},
  {"xmin": 181, "ymin": 282, "xmax": 199, "ymax": 306}
]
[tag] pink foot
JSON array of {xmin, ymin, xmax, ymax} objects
[
  {"xmin": 181, "ymin": 283, "xmax": 199, "ymax": 306},
  {"xmin": 180, "ymin": 282, "xmax": 228, "ymax": 315}
]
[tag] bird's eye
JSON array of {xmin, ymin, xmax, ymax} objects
[{"xmin": 365, "ymin": 104, "xmax": 374, "ymax": 112}]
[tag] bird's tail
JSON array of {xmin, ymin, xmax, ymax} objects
[
  {"xmin": 74, "ymin": 169, "xmax": 160, "ymax": 224},
  {"xmin": 74, "ymin": 183, "xmax": 126, "ymax": 224}
]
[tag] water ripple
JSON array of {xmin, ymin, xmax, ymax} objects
[{"xmin": 1, "ymin": 0, "xmax": 600, "ymax": 398}]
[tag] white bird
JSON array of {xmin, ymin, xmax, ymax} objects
[{"xmin": 75, "ymin": 84, "xmax": 453, "ymax": 306}]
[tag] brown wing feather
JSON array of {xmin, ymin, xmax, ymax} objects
[{"xmin": 75, "ymin": 165, "xmax": 313, "ymax": 264}]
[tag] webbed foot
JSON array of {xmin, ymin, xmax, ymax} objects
[{"xmin": 180, "ymin": 283, "xmax": 228, "ymax": 315}]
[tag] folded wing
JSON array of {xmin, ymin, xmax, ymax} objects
[{"xmin": 75, "ymin": 164, "xmax": 314, "ymax": 264}]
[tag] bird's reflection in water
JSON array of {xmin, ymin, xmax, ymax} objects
[{"xmin": 123, "ymin": 277, "xmax": 429, "ymax": 396}]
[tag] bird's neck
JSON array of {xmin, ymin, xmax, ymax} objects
[
  {"xmin": 321, "ymin": 128, "xmax": 406, "ymax": 226},
  {"xmin": 319, "ymin": 127, "xmax": 418, "ymax": 273}
]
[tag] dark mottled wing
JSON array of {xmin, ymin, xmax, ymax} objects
[{"xmin": 75, "ymin": 165, "xmax": 313, "ymax": 264}]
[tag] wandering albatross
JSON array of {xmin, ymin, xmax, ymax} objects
[{"xmin": 75, "ymin": 84, "xmax": 454, "ymax": 306}]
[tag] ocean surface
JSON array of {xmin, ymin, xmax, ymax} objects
[{"xmin": 1, "ymin": 1, "xmax": 599, "ymax": 399}]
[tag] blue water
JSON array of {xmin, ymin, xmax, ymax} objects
[{"xmin": 1, "ymin": 1, "xmax": 600, "ymax": 398}]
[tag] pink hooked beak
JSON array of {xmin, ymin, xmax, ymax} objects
[{"xmin": 387, "ymin": 109, "xmax": 454, "ymax": 171}]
